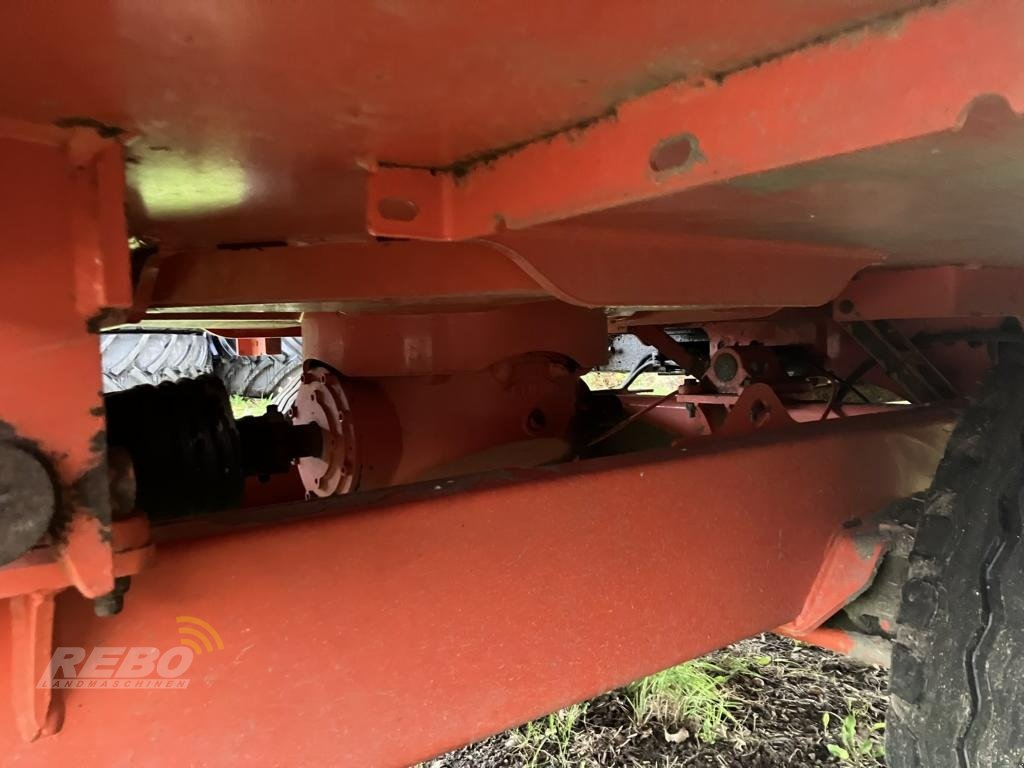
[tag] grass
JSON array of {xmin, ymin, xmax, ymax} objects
[
  {"xmin": 582, "ymin": 371, "xmax": 687, "ymax": 395},
  {"xmin": 499, "ymin": 656, "xmax": 760, "ymax": 767},
  {"xmin": 423, "ymin": 635, "xmax": 888, "ymax": 766},
  {"xmin": 627, "ymin": 655, "xmax": 767, "ymax": 744},
  {"xmin": 229, "ymin": 395, "xmax": 270, "ymax": 419},
  {"xmin": 821, "ymin": 706, "xmax": 886, "ymax": 765},
  {"xmin": 512, "ymin": 703, "xmax": 588, "ymax": 768}
]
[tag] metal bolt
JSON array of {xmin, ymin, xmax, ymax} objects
[
  {"xmin": 712, "ymin": 352, "xmax": 739, "ymax": 383},
  {"xmin": 525, "ymin": 408, "xmax": 547, "ymax": 435},
  {"xmin": 93, "ymin": 576, "xmax": 132, "ymax": 617}
]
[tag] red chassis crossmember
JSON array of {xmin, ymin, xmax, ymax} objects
[{"xmin": 2, "ymin": 403, "xmax": 951, "ymax": 766}]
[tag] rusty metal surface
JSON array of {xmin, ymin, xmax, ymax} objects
[{"xmin": 0, "ymin": 406, "xmax": 953, "ymax": 766}]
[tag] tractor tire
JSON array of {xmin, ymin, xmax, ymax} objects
[
  {"xmin": 887, "ymin": 346, "xmax": 1024, "ymax": 768},
  {"xmin": 269, "ymin": 364, "xmax": 303, "ymax": 416},
  {"xmin": 213, "ymin": 337, "xmax": 302, "ymax": 399},
  {"xmin": 101, "ymin": 332, "xmax": 213, "ymax": 393}
]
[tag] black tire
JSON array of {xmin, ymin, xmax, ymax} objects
[
  {"xmin": 100, "ymin": 332, "xmax": 213, "ymax": 393},
  {"xmin": 269, "ymin": 364, "xmax": 303, "ymax": 416},
  {"xmin": 214, "ymin": 337, "xmax": 303, "ymax": 399},
  {"xmin": 887, "ymin": 346, "xmax": 1024, "ymax": 768}
]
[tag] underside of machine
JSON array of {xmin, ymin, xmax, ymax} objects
[{"xmin": 2, "ymin": 1, "xmax": 1024, "ymax": 765}]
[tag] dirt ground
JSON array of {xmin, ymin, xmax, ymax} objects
[{"xmin": 424, "ymin": 635, "xmax": 888, "ymax": 768}]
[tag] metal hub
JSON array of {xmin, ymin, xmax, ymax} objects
[
  {"xmin": 292, "ymin": 366, "xmax": 359, "ymax": 497},
  {"xmin": 0, "ymin": 442, "xmax": 56, "ymax": 566}
]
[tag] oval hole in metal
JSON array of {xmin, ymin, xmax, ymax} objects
[{"xmin": 649, "ymin": 134, "xmax": 697, "ymax": 175}]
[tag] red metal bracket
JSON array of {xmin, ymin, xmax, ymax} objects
[
  {"xmin": 9, "ymin": 591, "xmax": 61, "ymax": 742},
  {"xmin": 367, "ymin": 0, "xmax": 1024, "ymax": 240},
  {"xmin": 0, "ymin": 120, "xmax": 131, "ymax": 597},
  {"xmin": 776, "ymin": 529, "xmax": 885, "ymax": 636},
  {"xmin": 2, "ymin": 521, "xmax": 152, "ymax": 742},
  {"xmin": 776, "ymin": 626, "xmax": 892, "ymax": 668},
  {"xmin": 0, "ymin": 518, "xmax": 153, "ymax": 602}
]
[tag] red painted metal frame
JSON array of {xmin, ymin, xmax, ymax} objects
[
  {"xmin": 623, "ymin": 389, "xmax": 902, "ymax": 444},
  {"xmin": 0, "ymin": 0, "xmax": 920, "ymax": 248},
  {"xmin": 776, "ymin": 626, "xmax": 892, "ymax": 668},
  {"xmin": 0, "ymin": 121, "xmax": 139, "ymax": 744},
  {"xmin": 774, "ymin": 524, "xmax": 892, "ymax": 668},
  {"xmin": 303, "ymin": 302, "xmax": 607, "ymax": 377},
  {"xmin": 144, "ymin": 241, "xmax": 546, "ymax": 314},
  {"xmin": 490, "ymin": 228, "xmax": 879, "ymax": 310},
  {"xmin": 0, "ymin": 406, "xmax": 953, "ymax": 765},
  {"xmin": 234, "ymin": 337, "xmax": 269, "ymax": 356},
  {"xmin": 296, "ymin": 304, "xmax": 605, "ymax": 493},
  {"xmin": 2, "ymin": 3, "xmax": 1021, "ymax": 763},
  {"xmin": 777, "ymin": 532, "xmax": 885, "ymax": 637},
  {"xmin": 0, "ymin": 519, "xmax": 153, "ymax": 602},
  {"xmin": 139, "ymin": 231, "xmax": 876, "ymax": 325},
  {"xmin": 368, "ymin": 0, "xmax": 1024, "ymax": 241},
  {"xmin": 835, "ymin": 266, "xmax": 1024, "ymax": 321},
  {"xmin": 2, "ymin": 517, "xmax": 153, "ymax": 742},
  {"xmin": 0, "ymin": 121, "xmax": 130, "ymax": 599},
  {"xmin": 9, "ymin": 592, "xmax": 60, "ymax": 743}
]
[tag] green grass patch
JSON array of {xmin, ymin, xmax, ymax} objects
[
  {"xmin": 229, "ymin": 395, "xmax": 270, "ymax": 419},
  {"xmin": 821, "ymin": 705, "xmax": 886, "ymax": 765},
  {"xmin": 512, "ymin": 703, "xmax": 588, "ymax": 768},
  {"xmin": 627, "ymin": 655, "xmax": 767, "ymax": 744},
  {"xmin": 582, "ymin": 371, "xmax": 686, "ymax": 395}
]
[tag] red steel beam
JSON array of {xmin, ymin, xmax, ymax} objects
[
  {"xmin": 233, "ymin": 337, "xmax": 267, "ymax": 356},
  {"xmin": 142, "ymin": 231, "xmax": 878, "ymax": 318},
  {"xmin": 0, "ymin": 406, "xmax": 953, "ymax": 766},
  {"xmin": 145, "ymin": 240, "xmax": 546, "ymax": 312},
  {"xmin": 367, "ymin": 0, "xmax": 1024, "ymax": 241},
  {"xmin": 834, "ymin": 266, "xmax": 1024, "ymax": 321},
  {"xmin": 494, "ymin": 227, "xmax": 880, "ymax": 309}
]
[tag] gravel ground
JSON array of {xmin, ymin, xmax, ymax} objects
[{"xmin": 424, "ymin": 635, "xmax": 888, "ymax": 768}]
